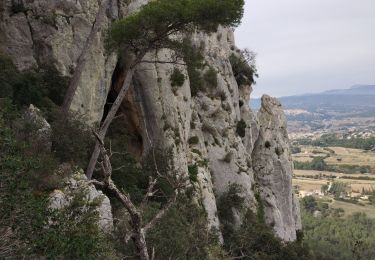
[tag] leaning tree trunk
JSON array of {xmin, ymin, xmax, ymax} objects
[
  {"xmin": 62, "ymin": 0, "xmax": 110, "ymax": 114},
  {"xmin": 109, "ymin": 182, "xmax": 150, "ymax": 260},
  {"xmin": 86, "ymin": 66, "xmax": 136, "ymax": 179},
  {"xmin": 94, "ymin": 134, "xmax": 150, "ymax": 260}
]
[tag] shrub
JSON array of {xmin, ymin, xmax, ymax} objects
[
  {"xmin": 188, "ymin": 136, "xmax": 199, "ymax": 145},
  {"xmin": 51, "ymin": 111, "xmax": 95, "ymax": 169},
  {"xmin": 229, "ymin": 49, "xmax": 257, "ymax": 87},
  {"xmin": 192, "ymin": 148, "xmax": 202, "ymax": 156},
  {"xmin": 170, "ymin": 68, "xmax": 185, "ymax": 87},
  {"xmin": 0, "ymin": 54, "xmax": 69, "ymax": 113},
  {"xmin": 236, "ymin": 119, "xmax": 247, "ymax": 137},
  {"xmin": 146, "ymin": 194, "xmax": 218, "ymax": 260},
  {"xmin": 203, "ymin": 67, "xmax": 218, "ymax": 89},
  {"xmin": 11, "ymin": 0, "xmax": 26, "ymax": 13},
  {"xmin": 188, "ymin": 164, "xmax": 199, "ymax": 182},
  {"xmin": 301, "ymin": 196, "xmax": 317, "ymax": 213},
  {"xmin": 217, "ymin": 184, "xmax": 245, "ymax": 238},
  {"xmin": 179, "ymin": 39, "xmax": 204, "ymax": 97}
]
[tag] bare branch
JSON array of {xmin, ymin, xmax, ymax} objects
[
  {"xmin": 143, "ymin": 194, "xmax": 177, "ymax": 234},
  {"xmin": 140, "ymin": 177, "xmax": 158, "ymax": 209}
]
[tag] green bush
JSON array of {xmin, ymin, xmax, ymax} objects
[
  {"xmin": 107, "ymin": 0, "xmax": 245, "ymax": 53},
  {"xmin": 179, "ymin": 39, "xmax": 205, "ymax": 97},
  {"xmin": 191, "ymin": 148, "xmax": 202, "ymax": 156},
  {"xmin": 170, "ymin": 68, "xmax": 185, "ymax": 87},
  {"xmin": 301, "ymin": 196, "xmax": 318, "ymax": 213},
  {"xmin": 229, "ymin": 50, "xmax": 257, "ymax": 87},
  {"xmin": 217, "ymin": 185, "xmax": 311, "ymax": 260},
  {"xmin": 51, "ymin": 111, "xmax": 95, "ymax": 169},
  {"xmin": 146, "ymin": 194, "xmax": 218, "ymax": 260},
  {"xmin": 236, "ymin": 119, "xmax": 247, "ymax": 137},
  {"xmin": 188, "ymin": 135, "xmax": 199, "ymax": 145},
  {"xmin": 217, "ymin": 183, "xmax": 245, "ymax": 238},
  {"xmin": 203, "ymin": 67, "xmax": 218, "ymax": 89},
  {"xmin": 188, "ymin": 164, "xmax": 199, "ymax": 182},
  {"xmin": 0, "ymin": 54, "xmax": 69, "ymax": 114},
  {"xmin": 11, "ymin": 0, "xmax": 26, "ymax": 13}
]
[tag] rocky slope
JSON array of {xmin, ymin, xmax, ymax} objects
[{"xmin": 0, "ymin": 0, "xmax": 300, "ymax": 241}]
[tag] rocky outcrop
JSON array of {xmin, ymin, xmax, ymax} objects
[
  {"xmin": 0, "ymin": 0, "xmax": 301, "ymax": 242},
  {"xmin": 23, "ymin": 104, "xmax": 52, "ymax": 151},
  {"xmin": 252, "ymin": 95, "xmax": 301, "ymax": 241},
  {"xmin": 49, "ymin": 169, "xmax": 114, "ymax": 233}
]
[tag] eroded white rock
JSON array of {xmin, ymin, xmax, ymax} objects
[{"xmin": 49, "ymin": 170, "xmax": 113, "ymax": 233}]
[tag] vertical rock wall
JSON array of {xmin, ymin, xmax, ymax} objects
[{"xmin": 252, "ymin": 95, "xmax": 301, "ymax": 241}]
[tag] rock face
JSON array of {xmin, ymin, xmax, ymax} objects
[
  {"xmin": 252, "ymin": 95, "xmax": 301, "ymax": 241},
  {"xmin": 0, "ymin": 0, "xmax": 301, "ymax": 241},
  {"xmin": 49, "ymin": 170, "xmax": 114, "ymax": 233},
  {"xmin": 0, "ymin": 0, "xmax": 118, "ymax": 123}
]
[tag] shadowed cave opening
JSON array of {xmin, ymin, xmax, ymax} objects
[{"xmin": 103, "ymin": 61, "xmax": 144, "ymax": 161}]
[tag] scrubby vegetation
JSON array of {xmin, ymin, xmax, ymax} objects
[
  {"xmin": 169, "ymin": 68, "xmax": 185, "ymax": 88},
  {"xmin": 236, "ymin": 119, "xmax": 247, "ymax": 137},
  {"xmin": 294, "ymin": 156, "xmax": 371, "ymax": 174},
  {"xmin": 296, "ymin": 134, "xmax": 375, "ymax": 151},
  {"xmin": 229, "ymin": 49, "xmax": 258, "ymax": 87},
  {"xmin": 0, "ymin": 54, "xmax": 69, "ymax": 116},
  {"xmin": 217, "ymin": 184, "xmax": 312, "ymax": 259},
  {"xmin": 301, "ymin": 196, "xmax": 375, "ymax": 260},
  {"xmin": 203, "ymin": 67, "xmax": 218, "ymax": 89},
  {"xmin": 0, "ymin": 102, "xmax": 116, "ymax": 259}
]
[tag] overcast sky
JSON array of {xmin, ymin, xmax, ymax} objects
[{"xmin": 235, "ymin": 0, "xmax": 375, "ymax": 98}]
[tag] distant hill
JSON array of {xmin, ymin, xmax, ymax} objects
[{"xmin": 251, "ymin": 85, "xmax": 375, "ymax": 111}]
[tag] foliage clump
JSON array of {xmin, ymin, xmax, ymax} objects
[
  {"xmin": 170, "ymin": 68, "xmax": 185, "ymax": 89},
  {"xmin": 11, "ymin": 0, "xmax": 26, "ymax": 14},
  {"xmin": 236, "ymin": 119, "xmax": 247, "ymax": 137},
  {"xmin": 217, "ymin": 184, "xmax": 311, "ymax": 259},
  {"xmin": 188, "ymin": 164, "xmax": 199, "ymax": 182},
  {"xmin": 107, "ymin": 0, "xmax": 245, "ymax": 54},
  {"xmin": 229, "ymin": 49, "xmax": 258, "ymax": 87},
  {"xmin": 188, "ymin": 135, "xmax": 199, "ymax": 145},
  {"xmin": 203, "ymin": 67, "xmax": 218, "ymax": 89},
  {"xmin": 0, "ymin": 53, "xmax": 69, "ymax": 116},
  {"xmin": 51, "ymin": 112, "xmax": 95, "ymax": 169},
  {"xmin": 146, "ymin": 193, "xmax": 220, "ymax": 260}
]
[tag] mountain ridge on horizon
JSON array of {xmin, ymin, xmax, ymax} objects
[{"xmin": 251, "ymin": 84, "xmax": 375, "ymax": 110}]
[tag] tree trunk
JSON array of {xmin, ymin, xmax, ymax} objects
[
  {"xmin": 86, "ymin": 66, "xmax": 136, "ymax": 179},
  {"xmin": 96, "ymin": 138, "xmax": 150, "ymax": 260},
  {"xmin": 62, "ymin": 0, "xmax": 110, "ymax": 114},
  {"xmin": 108, "ymin": 182, "xmax": 150, "ymax": 260}
]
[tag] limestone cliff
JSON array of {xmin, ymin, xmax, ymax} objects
[
  {"xmin": 252, "ymin": 95, "xmax": 301, "ymax": 241},
  {"xmin": 0, "ymin": 0, "xmax": 301, "ymax": 241}
]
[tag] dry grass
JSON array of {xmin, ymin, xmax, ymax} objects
[
  {"xmin": 293, "ymin": 170, "xmax": 375, "ymax": 193},
  {"xmin": 293, "ymin": 146, "xmax": 375, "ymax": 173},
  {"xmin": 325, "ymin": 147, "xmax": 375, "ymax": 167}
]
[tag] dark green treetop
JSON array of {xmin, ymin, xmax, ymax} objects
[{"xmin": 107, "ymin": 0, "xmax": 245, "ymax": 54}]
